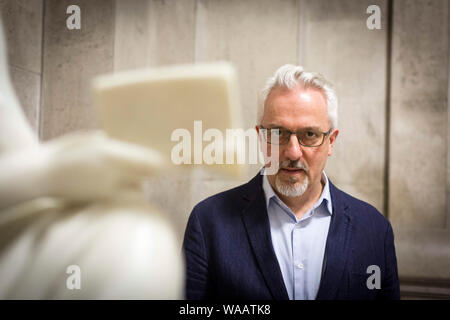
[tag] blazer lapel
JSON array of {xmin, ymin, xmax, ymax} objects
[
  {"xmin": 316, "ymin": 181, "xmax": 353, "ymax": 300},
  {"xmin": 240, "ymin": 173, "xmax": 289, "ymax": 300}
]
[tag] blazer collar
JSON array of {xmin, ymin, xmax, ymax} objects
[
  {"xmin": 240, "ymin": 172, "xmax": 290, "ymax": 300},
  {"xmin": 240, "ymin": 171, "xmax": 353, "ymax": 300},
  {"xmin": 315, "ymin": 181, "xmax": 353, "ymax": 300}
]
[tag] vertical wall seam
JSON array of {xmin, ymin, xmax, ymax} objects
[
  {"xmin": 193, "ymin": 0, "xmax": 197, "ymax": 64},
  {"xmin": 112, "ymin": 0, "xmax": 117, "ymax": 71},
  {"xmin": 296, "ymin": 0, "xmax": 300, "ymax": 64},
  {"xmin": 384, "ymin": 0, "xmax": 394, "ymax": 220},
  {"xmin": 146, "ymin": 0, "xmax": 152, "ymax": 67},
  {"xmin": 193, "ymin": 0, "xmax": 199, "ymax": 63},
  {"xmin": 297, "ymin": 0, "xmax": 306, "ymax": 65},
  {"xmin": 191, "ymin": 0, "xmax": 199, "ymax": 211},
  {"xmin": 447, "ymin": 0, "xmax": 450, "ymax": 229},
  {"xmin": 38, "ymin": 0, "xmax": 46, "ymax": 140}
]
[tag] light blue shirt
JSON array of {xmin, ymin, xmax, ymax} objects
[{"xmin": 262, "ymin": 169, "xmax": 333, "ymax": 300}]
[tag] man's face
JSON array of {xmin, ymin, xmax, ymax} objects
[{"xmin": 256, "ymin": 85, "xmax": 339, "ymax": 198}]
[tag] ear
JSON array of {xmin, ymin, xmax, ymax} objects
[{"xmin": 327, "ymin": 129, "xmax": 339, "ymax": 156}]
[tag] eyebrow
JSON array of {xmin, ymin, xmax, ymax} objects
[{"xmin": 263, "ymin": 124, "xmax": 323, "ymax": 131}]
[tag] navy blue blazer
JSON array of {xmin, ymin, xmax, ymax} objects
[{"xmin": 183, "ymin": 172, "xmax": 400, "ymax": 300}]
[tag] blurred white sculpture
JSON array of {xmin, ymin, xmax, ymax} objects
[
  {"xmin": 0, "ymin": 20, "xmax": 183, "ymax": 299},
  {"xmin": 93, "ymin": 61, "xmax": 245, "ymax": 179}
]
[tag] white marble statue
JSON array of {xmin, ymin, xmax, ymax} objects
[{"xmin": 0, "ymin": 20, "xmax": 183, "ymax": 299}]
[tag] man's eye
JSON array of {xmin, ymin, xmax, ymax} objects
[{"xmin": 303, "ymin": 131, "xmax": 320, "ymax": 140}]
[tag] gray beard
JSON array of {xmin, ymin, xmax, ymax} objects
[{"xmin": 275, "ymin": 173, "xmax": 309, "ymax": 197}]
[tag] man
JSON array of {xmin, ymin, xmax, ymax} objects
[{"xmin": 183, "ymin": 64, "xmax": 400, "ymax": 300}]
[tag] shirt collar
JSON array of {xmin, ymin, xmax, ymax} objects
[{"xmin": 261, "ymin": 168, "xmax": 333, "ymax": 215}]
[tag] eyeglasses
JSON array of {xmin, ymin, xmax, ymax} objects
[{"xmin": 258, "ymin": 125, "xmax": 332, "ymax": 147}]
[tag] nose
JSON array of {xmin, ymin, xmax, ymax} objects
[{"xmin": 283, "ymin": 133, "xmax": 303, "ymax": 160}]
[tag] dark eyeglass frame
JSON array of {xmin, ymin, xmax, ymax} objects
[{"xmin": 258, "ymin": 125, "xmax": 332, "ymax": 147}]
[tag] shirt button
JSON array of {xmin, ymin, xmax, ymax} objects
[{"xmin": 297, "ymin": 263, "xmax": 304, "ymax": 269}]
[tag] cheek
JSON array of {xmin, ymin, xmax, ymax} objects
[
  {"xmin": 268, "ymin": 144, "xmax": 283, "ymax": 158},
  {"xmin": 303, "ymin": 149, "xmax": 328, "ymax": 172},
  {"xmin": 265, "ymin": 143, "xmax": 273, "ymax": 157},
  {"xmin": 261, "ymin": 143, "xmax": 280, "ymax": 164}
]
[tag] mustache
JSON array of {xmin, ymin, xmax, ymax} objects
[{"xmin": 279, "ymin": 159, "xmax": 308, "ymax": 172}]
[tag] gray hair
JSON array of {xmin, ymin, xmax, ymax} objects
[{"xmin": 258, "ymin": 64, "xmax": 338, "ymax": 129}]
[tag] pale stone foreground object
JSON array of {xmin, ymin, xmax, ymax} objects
[
  {"xmin": 0, "ymin": 195, "xmax": 182, "ymax": 299},
  {"xmin": 0, "ymin": 19, "xmax": 184, "ymax": 299},
  {"xmin": 93, "ymin": 62, "xmax": 247, "ymax": 179}
]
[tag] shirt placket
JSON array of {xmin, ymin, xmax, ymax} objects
[{"xmin": 292, "ymin": 221, "xmax": 304, "ymax": 300}]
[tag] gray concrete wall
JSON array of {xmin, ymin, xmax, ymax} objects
[
  {"xmin": 3, "ymin": 0, "xmax": 449, "ymax": 297},
  {"xmin": 389, "ymin": 0, "xmax": 450, "ymax": 291},
  {"xmin": 1, "ymin": 0, "xmax": 43, "ymax": 133},
  {"xmin": 298, "ymin": 0, "xmax": 388, "ymax": 216},
  {"xmin": 40, "ymin": 0, "xmax": 114, "ymax": 140}
]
